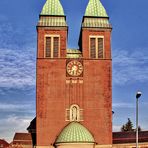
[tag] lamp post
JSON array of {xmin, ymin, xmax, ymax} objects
[{"xmin": 136, "ymin": 91, "xmax": 142, "ymax": 148}]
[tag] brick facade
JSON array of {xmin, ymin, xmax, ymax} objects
[
  {"xmin": 36, "ymin": 1, "xmax": 112, "ymax": 147},
  {"xmin": 36, "ymin": 27, "xmax": 68, "ymax": 146},
  {"xmin": 36, "ymin": 25, "xmax": 112, "ymax": 147}
]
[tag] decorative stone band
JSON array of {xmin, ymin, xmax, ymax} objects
[
  {"xmin": 38, "ymin": 16, "xmax": 67, "ymax": 27},
  {"xmin": 35, "ymin": 144, "xmax": 112, "ymax": 148},
  {"xmin": 36, "ymin": 146, "xmax": 54, "ymax": 148},
  {"xmin": 55, "ymin": 143, "xmax": 95, "ymax": 148},
  {"xmin": 95, "ymin": 144, "xmax": 112, "ymax": 148}
]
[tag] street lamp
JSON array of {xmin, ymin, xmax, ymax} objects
[{"xmin": 136, "ymin": 91, "xmax": 142, "ymax": 148}]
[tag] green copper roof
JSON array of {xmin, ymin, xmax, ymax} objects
[
  {"xmin": 41, "ymin": 0, "xmax": 65, "ymax": 16},
  {"xmin": 38, "ymin": 16, "xmax": 67, "ymax": 27},
  {"xmin": 85, "ymin": 0, "xmax": 108, "ymax": 17},
  {"xmin": 55, "ymin": 122, "xmax": 95, "ymax": 144},
  {"xmin": 82, "ymin": 17, "xmax": 111, "ymax": 28},
  {"xmin": 66, "ymin": 49, "xmax": 82, "ymax": 58}
]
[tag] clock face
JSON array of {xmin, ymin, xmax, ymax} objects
[{"xmin": 67, "ymin": 60, "xmax": 83, "ymax": 76}]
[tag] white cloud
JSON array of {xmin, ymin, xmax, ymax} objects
[
  {"xmin": 113, "ymin": 101, "xmax": 148, "ymax": 109},
  {"xmin": 0, "ymin": 48, "xmax": 36, "ymax": 90},
  {"xmin": 0, "ymin": 114, "xmax": 34, "ymax": 142},
  {"xmin": 113, "ymin": 125, "xmax": 121, "ymax": 132},
  {"xmin": 0, "ymin": 18, "xmax": 36, "ymax": 142},
  {"xmin": 0, "ymin": 102, "xmax": 35, "ymax": 113},
  {"xmin": 113, "ymin": 48, "xmax": 148, "ymax": 85},
  {"xmin": 113, "ymin": 102, "xmax": 135, "ymax": 109},
  {"xmin": 0, "ymin": 18, "xmax": 36, "ymax": 92}
]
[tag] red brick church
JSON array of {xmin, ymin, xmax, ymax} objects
[
  {"xmin": 11, "ymin": 0, "xmax": 148, "ymax": 148},
  {"xmin": 36, "ymin": 0, "xmax": 112, "ymax": 147}
]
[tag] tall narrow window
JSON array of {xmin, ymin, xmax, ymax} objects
[
  {"xmin": 53, "ymin": 37, "xmax": 59, "ymax": 57},
  {"xmin": 90, "ymin": 38, "xmax": 96, "ymax": 58},
  {"xmin": 90, "ymin": 36, "xmax": 104, "ymax": 59},
  {"xmin": 98, "ymin": 38, "xmax": 103, "ymax": 58},
  {"xmin": 45, "ymin": 35, "xmax": 60, "ymax": 58},
  {"xmin": 46, "ymin": 37, "xmax": 51, "ymax": 57}
]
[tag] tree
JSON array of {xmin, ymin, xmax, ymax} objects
[
  {"xmin": 121, "ymin": 125, "xmax": 126, "ymax": 132},
  {"xmin": 121, "ymin": 118, "xmax": 142, "ymax": 132},
  {"xmin": 121, "ymin": 118, "xmax": 134, "ymax": 132}
]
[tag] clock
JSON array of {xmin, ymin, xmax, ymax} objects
[{"xmin": 67, "ymin": 60, "xmax": 83, "ymax": 76}]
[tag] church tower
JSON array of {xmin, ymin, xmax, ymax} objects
[
  {"xmin": 78, "ymin": 0, "xmax": 112, "ymax": 146},
  {"xmin": 36, "ymin": 0, "xmax": 68, "ymax": 147},
  {"xmin": 36, "ymin": 0, "xmax": 112, "ymax": 148}
]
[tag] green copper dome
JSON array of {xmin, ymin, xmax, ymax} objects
[
  {"xmin": 85, "ymin": 0, "xmax": 108, "ymax": 17},
  {"xmin": 55, "ymin": 122, "xmax": 95, "ymax": 144},
  {"xmin": 41, "ymin": 0, "xmax": 65, "ymax": 16}
]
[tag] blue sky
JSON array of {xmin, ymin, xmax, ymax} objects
[{"xmin": 0, "ymin": 0, "xmax": 148, "ymax": 142}]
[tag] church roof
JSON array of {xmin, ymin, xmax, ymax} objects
[
  {"xmin": 0, "ymin": 139, "xmax": 9, "ymax": 148},
  {"xmin": 27, "ymin": 117, "xmax": 36, "ymax": 133},
  {"xmin": 41, "ymin": 0, "xmax": 65, "ymax": 16},
  {"xmin": 113, "ymin": 131, "xmax": 148, "ymax": 144},
  {"xmin": 55, "ymin": 122, "xmax": 95, "ymax": 144},
  {"xmin": 66, "ymin": 49, "xmax": 82, "ymax": 58},
  {"xmin": 12, "ymin": 133, "xmax": 32, "ymax": 145},
  {"xmin": 85, "ymin": 0, "xmax": 108, "ymax": 17}
]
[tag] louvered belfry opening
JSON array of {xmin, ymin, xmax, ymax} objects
[
  {"xmin": 90, "ymin": 37, "xmax": 104, "ymax": 59},
  {"xmin": 98, "ymin": 38, "xmax": 103, "ymax": 58},
  {"xmin": 46, "ymin": 37, "xmax": 51, "ymax": 57},
  {"xmin": 45, "ymin": 36, "xmax": 60, "ymax": 58},
  {"xmin": 90, "ymin": 38, "xmax": 96, "ymax": 58},
  {"xmin": 53, "ymin": 37, "xmax": 59, "ymax": 57}
]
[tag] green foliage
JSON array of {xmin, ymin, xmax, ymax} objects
[
  {"xmin": 121, "ymin": 118, "xmax": 134, "ymax": 132},
  {"xmin": 121, "ymin": 118, "xmax": 142, "ymax": 132}
]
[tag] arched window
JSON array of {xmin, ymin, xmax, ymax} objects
[
  {"xmin": 65, "ymin": 104, "xmax": 83, "ymax": 122},
  {"xmin": 70, "ymin": 104, "xmax": 80, "ymax": 122}
]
